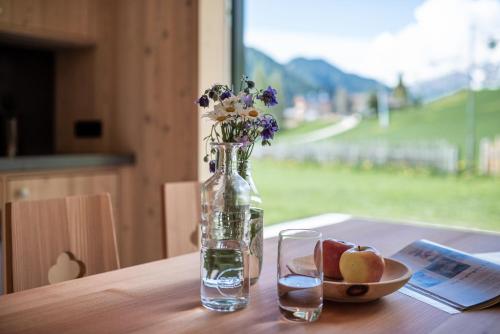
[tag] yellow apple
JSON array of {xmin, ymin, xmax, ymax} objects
[{"xmin": 339, "ymin": 246, "xmax": 385, "ymax": 283}]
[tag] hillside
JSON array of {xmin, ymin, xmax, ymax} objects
[
  {"xmin": 331, "ymin": 89, "xmax": 500, "ymax": 158},
  {"xmin": 285, "ymin": 58, "xmax": 383, "ymax": 94},
  {"xmin": 245, "ymin": 47, "xmax": 385, "ymax": 106},
  {"xmin": 245, "ymin": 47, "xmax": 317, "ymax": 105}
]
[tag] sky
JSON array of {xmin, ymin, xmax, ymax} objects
[{"xmin": 245, "ymin": 0, "xmax": 500, "ymax": 86}]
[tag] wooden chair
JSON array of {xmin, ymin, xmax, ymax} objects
[
  {"xmin": 161, "ymin": 181, "xmax": 200, "ymax": 258},
  {"xmin": 3, "ymin": 193, "xmax": 120, "ymax": 293}
]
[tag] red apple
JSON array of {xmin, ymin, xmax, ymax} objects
[
  {"xmin": 339, "ymin": 246, "xmax": 385, "ymax": 283},
  {"xmin": 323, "ymin": 239, "xmax": 355, "ymax": 279}
]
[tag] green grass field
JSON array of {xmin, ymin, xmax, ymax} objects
[
  {"xmin": 332, "ymin": 89, "xmax": 500, "ymax": 158},
  {"xmin": 251, "ymin": 89, "xmax": 500, "ymax": 232},
  {"xmin": 253, "ymin": 159, "xmax": 500, "ymax": 232}
]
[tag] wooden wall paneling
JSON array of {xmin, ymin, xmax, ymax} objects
[
  {"xmin": 115, "ymin": 0, "xmax": 146, "ymax": 265},
  {"xmin": 88, "ymin": 0, "xmax": 115, "ymax": 153},
  {"xmin": 116, "ymin": 167, "xmax": 136, "ymax": 267},
  {"xmin": 0, "ymin": 0, "xmax": 12, "ymax": 24},
  {"xmin": 162, "ymin": 0, "xmax": 199, "ymax": 182},
  {"xmin": 0, "ymin": 0, "xmax": 94, "ymax": 45},
  {"xmin": 55, "ymin": 0, "xmax": 115, "ymax": 154},
  {"xmin": 114, "ymin": 0, "xmax": 199, "ymax": 264},
  {"xmin": 141, "ymin": 0, "xmax": 164, "ymax": 262},
  {"xmin": 154, "ymin": 0, "xmax": 199, "ymax": 260},
  {"xmin": 8, "ymin": 0, "xmax": 90, "ymax": 36},
  {"xmin": 1, "ymin": 0, "xmax": 200, "ymax": 267}
]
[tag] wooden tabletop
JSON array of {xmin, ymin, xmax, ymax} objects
[{"xmin": 1, "ymin": 217, "xmax": 499, "ymax": 334}]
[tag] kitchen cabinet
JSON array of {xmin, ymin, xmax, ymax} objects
[{"xmin": 6, "ymin": 170, "xmax": 119, "ymax": 212}]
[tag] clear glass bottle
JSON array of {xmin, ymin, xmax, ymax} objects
[
  {"xmin": 200, "ymin": 143, "xmax": 251, "ymax": 312},
  {"xmin": 238, "ymin": 159, "xmax": 263, "ymax": 285}
]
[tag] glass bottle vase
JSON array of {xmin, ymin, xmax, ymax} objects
[
  {"xmin": 200, "ymin": 143, "xmax": 251, "ymax": 312},
  {"xmin": 238, "ymin": 159, "xmax": 263, "ymax": 285}
]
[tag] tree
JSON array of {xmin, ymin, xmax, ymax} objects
[{"xmin": 368, "ymin": 91, "xmax": 378, "ymax": 116}]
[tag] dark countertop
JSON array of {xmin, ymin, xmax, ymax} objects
[{"xmin": 0, "ymin": 154, "xmax": 135, "ymax": 172}]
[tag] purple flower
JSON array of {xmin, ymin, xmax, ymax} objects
[
  {"xmin": 209, "ymin": 160, "xmax": 216, "ymax": 173},
  {"xmin": 242, "ymin": 94, "xmax": 253, "ymax": 108},
  {"xmin": 257, "ymin": 86, "xmax": 278, "ymax": 107},
  {"xmin": 220, "ymin": 91, "xmax": 232, "ymax": 101},
  {"xmin": 244, "ymin": 121, "xmax": 253, "ymax": 130},
  {"xmin": 197, "ymin": 95, "xmax": 209, "ymax": 108},
  {"xmin": 260, "ymin": 115, "xmax": 279, "ymax": 141},
  {"xmin": 236, "ymin": 134, "xmax": 250, "ymax": 147}
]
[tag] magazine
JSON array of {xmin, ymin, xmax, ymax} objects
[{"xmin": 392, "ymin": 239, "xmax": 500, "ymax": 311}]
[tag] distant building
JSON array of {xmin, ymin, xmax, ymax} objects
[
  {"xmin": 284, "ymin": 87, "xmax": 371, "ymax": 128},
  {"xmin": 350, "ymin": 93, "xmax": 370, "ymax": 114},
  {"xmin": 334, "ymin": 88, "xmax": 350, "ymax": 114},
  {"xmin": 283, "ymin": 96, "xmax": 307, "ymax": 128},
  {"xmin": 390, "ymin": 73, "xmax": 410, "ymax": 109},
  {"xmin": 315, "ymin": 91, "xmax": 333, "ymax": 117},
  {"xmin": 284, "ymin": 92, "xmax": 335, "ymax": 128}
]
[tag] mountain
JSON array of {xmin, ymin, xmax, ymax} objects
[
  {"xmin": 245, "ymin": 48, "xmax": 317, "ymax": 105},
  {"xmin": 285, "ymin": 58, "xmax": 383, "ymax": 94},
  {"xmin": 410, "ymin": 72, "xmax": 468, "ymax": 102},
  {"xmin": 245, "ymin": 47, "xmax": 385, "ymax": 106},
  {"xmin": 410, "ymin": 63, "xmax": 500, "ymax": 102}
]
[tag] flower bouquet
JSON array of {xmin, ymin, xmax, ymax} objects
[
  {"xmin": 197, "ymin": 77, "xmax": 279, "ymax": 291},
  {"xmin": 197, "ymin": 77, "xmax": 280, "ymax": 173}
]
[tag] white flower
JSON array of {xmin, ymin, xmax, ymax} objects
[
  {"xmin": 202, "ymin": 103, "xmax": 232, "ymax": 122},
  {"xmin": 222, "ymin": 95, "xmax": 244, "ymax": 114},
  {"xmin": 240, "ymin": 107, "xmax": 260, "ymax": 119}
]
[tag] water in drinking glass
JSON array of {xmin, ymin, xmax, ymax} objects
[
  {"xmin": 277, "ymin": 229, "xmax": 323, "ymax": 322},
  {"xmin": 278, "ymin": 274, "xmax": 323, "ymax": 321}
]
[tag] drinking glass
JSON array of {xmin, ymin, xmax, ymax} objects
[{"xmin": 277, "ymin": 229, "xmax": 323, "ymax": 322}]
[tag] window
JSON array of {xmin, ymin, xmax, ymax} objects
[{"xmin": 238, "ymin": 0, "xmax": 500, "ymax": 231}]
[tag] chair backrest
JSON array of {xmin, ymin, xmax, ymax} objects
[
  {"xmin": 4, "ymin": 193, "xmax": 120, "ymax": 293},
  {"xmin": 162, "ymin": 181, "xmax": 200, "ymax": 258}
]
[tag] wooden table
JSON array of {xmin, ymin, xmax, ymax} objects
[{"xmin": 1, "ymin": 217, "xmax": 499, "ymax": 333}]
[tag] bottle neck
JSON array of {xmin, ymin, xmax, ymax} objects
[{"xmin": 214, "ymin": 143, "xmax": 240, "ymax": 174}]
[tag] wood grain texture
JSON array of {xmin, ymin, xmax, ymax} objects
[
  {"xmin": 4, "ymin": 193, "xmax": 119, "ymax": 293},
  {"xmin": 0, "ymin": 0, "xmax": 200, "ymax": 266},
  {"xmin": 0, "ymin": 218, "xmax": 498, "ymax": 333},
  {"xmin": 55, "ymin": 0, "xmax": 115, "ymax": 154},
  {"xmin": 5, "ymin": 170, "xmax": 119, "ymax": 204},
  {"xmin": 1, "ymin": 168, "xmax": 122, "ymax": 292},
  {"xmin": 0, "ymin": 0, "xmax": 94, "ymax": 46},
  {"xmin": 114, "ymin": 0, "xmax": 199, "ymax": 264},
  {"xmin": 162, "ymin": 181, "xmax": 200, "ymax": 258},
  {"xmin": 116, "ymin": 166, "xmax": 136, "ymax": 268},
  {"xmin": 5, "ymin": 169, "xmax": 120, "ymax": 228}
]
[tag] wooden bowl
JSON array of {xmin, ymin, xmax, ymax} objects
[
  {"xmin": 323, "ymin": 258, "xmax": 412, "ymax": 302},
  {"xmin": 289, "ymin": 256, "xmax": 412, "ymax": 303}
]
